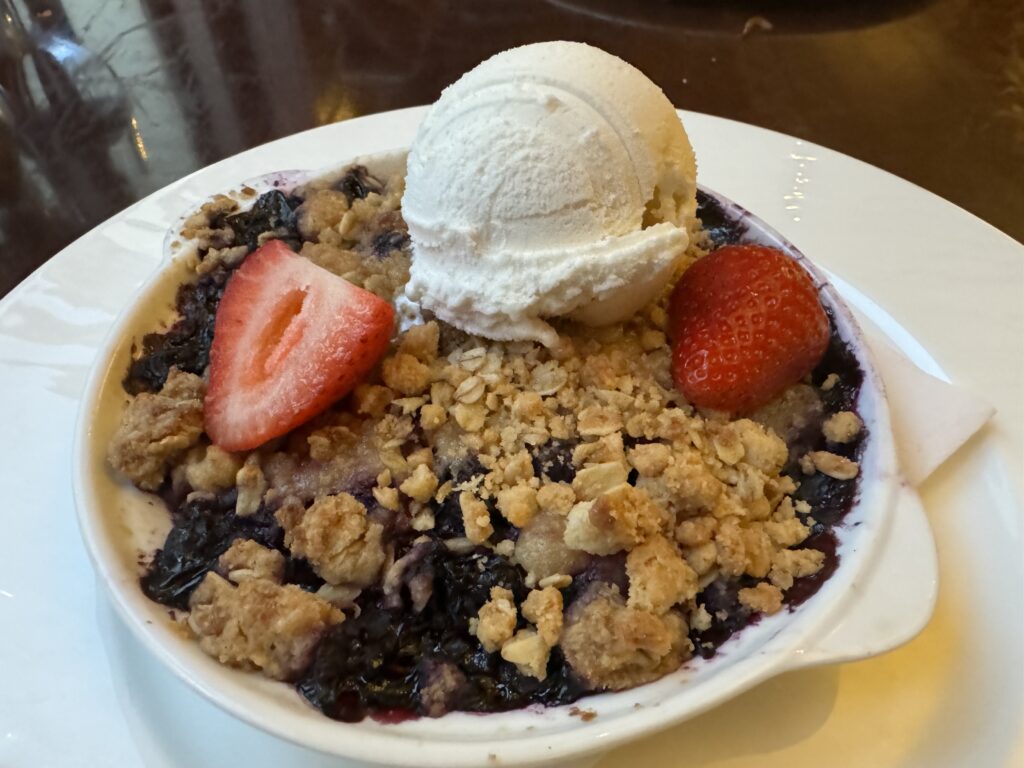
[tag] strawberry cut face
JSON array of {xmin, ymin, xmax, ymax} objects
[
  {"xmin": 205, "ymin": 240, "xmax": 395, "ymax": 451},
  {"xmin": 668, "ymin": 244, "xmax": 829, "ymax": 414}
]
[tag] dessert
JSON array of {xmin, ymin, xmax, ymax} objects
[{"xmin": 105, "ymin": 43, "xmax": 867, "ymax": 723}]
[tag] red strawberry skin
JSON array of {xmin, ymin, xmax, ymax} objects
[
  {"xmin": 668, "ymin": 244, "xmax": 829, "ymax": 414},
  {"xmin": 205, "ymin": 240, "xmax": 395, "ymax": 451}
]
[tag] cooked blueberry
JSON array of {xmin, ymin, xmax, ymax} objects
[
  {"xmin": 123, "ymin": 265, "xmax": 231, "ymax": 394},
  {"xmin": 371, "ymin": 229, "xmax": 410, "ymax": 258},
  {"xmin": 689, "ymin": 578, "xmax": 757, "ymax": 658},
  {"xmin": 336, "ymin": 165, "xmax": 384, "ymax": 204},
  {"xmin": 531, "ymin": 439, "xmax": 576, "ymax": 483},
  {"xmin": 141, "ymin": 489, "xmax": 282, "ymax": 609},
  {"xmin": 295, "ymin": 546, "xmax": 585, "ymax": 720},
  {"xmin": 226, "ymin": 190, "xmax": 302, "ymax": 251},
  {"xmin": 696, "ymin": 189, "xmax": 746, "ymax": 247}
]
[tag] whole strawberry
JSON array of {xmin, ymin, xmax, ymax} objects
[{"xmin": 668, "ymin": 244, "xmax": 829, "ymax": 414}]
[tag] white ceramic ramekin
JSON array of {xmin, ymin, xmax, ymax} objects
[{"xmin": 73, "ymin": 150, "xmax": 938, "ymax": 768}]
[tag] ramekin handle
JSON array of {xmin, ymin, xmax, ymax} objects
[{"xmin": 785, "ymin": 482, "xmax": 938, "ymax": 670}]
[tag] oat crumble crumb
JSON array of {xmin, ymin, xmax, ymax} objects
[
  {"xmin": 475, "ymin": 586, "xmax": 517, "ymax": 653},
  {"xmin": 353, "ymin": 384, "xmax": 394, "ymax": 417},
  {"xmin": 496, "ymin": 484, "xmax": 539, "ymax": 527},
  {"xmin": 276, "ymin": 493, "xmax": 386, "ymax": 587},
  {"xmin": 560, "ymin": 584, "xmax": 689, "ymax": 690},
  {"xmin": 382, "ymin": 352, "xmax": 432, "ymax": 396},
  {"xmin": 822, "ymin": 411, "xmax": 863, "ymax": 444},
  {"xmin": 675, "ymin": 515, "xmax": 717, "ymax": 547},
  {"xmin": 662, "ymin": 452, "xmax": 724, "ymax": 513},
  {"xmin": 234, "ymin": 455, "xmax": 267, "ymax": 517},
  {"xmin": 738, "ymin": 582, "xmax": 784, "ymax": 615},
  {"xmin": 536, "ymin": 482, "xmax": 576, "ymax": 515},
  {"xmin": 108, "ymin": 368, "xmax": 205, "ymax": 491},
  {"xmin": 538, "ymin": 573, "xmax": 573, "ymax": 589},
  {"xmin": 803, "ymin": 450, "xmax": 860, "ymax": 480},
  {"xmin": 184, "ymin": 444, "xmax": 242, "ymax": 493},
  {"xmin": 626, "ymin": 534, "xmax": 698, "ymax": 613},
  {"xmin": 398, "ymin": 321, "xmax": 440, "ymax": 363},
  {"xmin": 420, "ymin": 403, "xmax": 447, "ymax": 430},
  {"xmin": 564, "ymin": 484, "xmax": 664, "ymax": 555},
  {"xmin": 493, "ymin": 539, "xmax": 516, "ymax": 557},
  {"xmin": 459, "ymin": 491, "xmax": 494, "ymax": 544},
  {"xmin": 689, "ymin": 604, "xmax": 713, "ymax": 632},
  {"xmin": 218, "ymin": 539, "xmax": 285, "ymax": 584},
  {"xmin": 769, "ymin": 548, "xmax": 826, "ymax": 590},
  {"xmin": 500, "ymin": 628, "xmax": 551, "ymax": 680},
  {"xmin": 399, "ymin": 462, "xmax": 439, "ymax": 503},
  {"xmin": 571, "ymin": 462, "xmax": 629, "ymax": 501},
  {"xmin": 372, "ymin": 484, "xmax": 401, "ymax": 511},
  {"xmin": 307, "ymin": 425, "xmax": 357, "ymax": 462},
  {"xmin": 627, "ymin": 442, "xmax": 673, "ymax": 478},
  {"xmin": 522, "ymin": 586, "xmax": 564, "ymax": 645},
  {"xmin": 188, "ymin": 572, "xmax": 342, "ymax": 680}
]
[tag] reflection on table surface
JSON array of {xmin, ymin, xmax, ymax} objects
[{"xmin": 1, "ymin": 0, "xmax": 1022, "ymax": 296}]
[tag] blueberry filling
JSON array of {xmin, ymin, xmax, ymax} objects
[
  {"xmin": 132, "ymin": 176, "xmax": 868, "ymax": 721},
  {"xmin": 696, "ymin": 189, "xmax": 747, "ymax": 247},
  {"xmin": 123, "ymin": 264, "xmax": 232, "ymax": 395},
  {"xmin": 531, "ymin": 438, "xmax": 577, "ymax": 483},
  {"xmin": 225, "ymin": 190, "xmax": 302, "ymax": 252},
  {"xmin": 371, "ymin": 229, "xmax": 410, "ymax": 259},
  {"xmin": 335, "ymin": 165, "xmax": 384, "ymax": 204},
  {"xmin": 142, "ymin": 488, "xmax": 282, "ymax": 610},
  {"xmin": 297, "ymin": 547, "xmax": 586, "ymax": 722}
]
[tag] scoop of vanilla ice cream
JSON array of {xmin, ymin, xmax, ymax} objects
[{"xmin": 402, "ymin": 41, "xmax": 698, "ymax": 347}]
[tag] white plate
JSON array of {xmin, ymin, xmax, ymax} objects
[{"xmin": 0, "ymin": 108, "xmax": 1021, "ymax": 767}]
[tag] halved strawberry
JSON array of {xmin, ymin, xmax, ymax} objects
[
  {"xmin": 205, "ymin": 240, "xmax": 394, "ymax": 451},
  {"xmin": 668, "ymin": 244, "xmax": 829, "ymax": 414}
]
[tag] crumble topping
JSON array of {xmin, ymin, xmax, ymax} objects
[
  {"xmin": 181, "ymin": 195, "xmax": 237, "ymax": 250},
  {"xmin": 514, "ymin": 511, "xmax": 588, "ymax": 582},
  {"xmin": 564, "ymin": 485, "xmax": 665, "ymax": 555},
  {"xmin": 822, "ymin": 411, "xmax": 864, "ymax": 444},
  {"xmin": 473, "ymin": 586, "xmax": 517, "ymax": 653},
  {"xmin": 182, "ymin": 444, "xmax": 243, "ymax": 493},
  {"xmin": 522, "ymin": 586, "xmax": 564, "ymax": 645},
  {"xmin": 801, "ymin": 450, "xmax": 861, "ymax": 480},
  {"xmin": 626, "ymin": 534, "xmax": 698, "ymax": 613},
  {"xmin": 496, "ymin": 485, "xmax": 539, "ymax": 527},
  {"xmin": 188, "ymin": 572, "xmax": 343, "ymax": 680},
  {"xmin": 217, "ymin": 539, "xmax": 285, "ymax": 584},
  {"xmin": 459, "ymin": 491, "xmax": 494, "ymax": 544},
  {"xmin": 276, "ymin": 494, "xmax": 386, "ymax": 587},
  {"xmin": 108, "ymin": 368, "xmax": 205, "ymax": 491},
  {"xmin": 500, "ymin": 628, "xmax": 550, "ymax": 681},
  {"xmin": 111, "ymin": 167, "xmax": 868, "ymax": 719},
  {"xmin": 737, "ymin": 582, "xmax": 784, "ymax": 615},
  {"xmin": 234, "ymin": 455, "xmax": 266, "ymax": 517},
  {"xmin": 561, "ymin": 584, "xmax": 690, "ymax": 690}
]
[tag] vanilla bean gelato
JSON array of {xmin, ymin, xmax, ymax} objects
[{"xmin": 402, "ymin": 41, "xmax": 698, "ymax": 347}]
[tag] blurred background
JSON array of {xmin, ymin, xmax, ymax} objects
[{"xmin": 1, "ymin": 0, "xmax": 1021, "ymax": 297}]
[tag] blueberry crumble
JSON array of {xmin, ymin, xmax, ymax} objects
[{"xmin": 107, "ymin": 164, "xmax": 867, "ymax": 722}]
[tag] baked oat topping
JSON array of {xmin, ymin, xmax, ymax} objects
[
  {"xmin": 561, "ymin": 584, "xmax": 690, "ymax": 690},
  {"xmin": 111, "ymin": 169, "xmax": 867, "ymax": 722},
  {"xmin": 188, "ymin": 572, "xmax": 343, "ymax": 680},
  {"xmin": 276, "ymin": 494, "xmax": 387, "ymax": 588},
  {"xmin": 108, "ymin": 368, "xmax": 205, "ymax": 491},
  {"xmin": 822, "ymin": 411, "xmax": 864, "ymax": 444}
]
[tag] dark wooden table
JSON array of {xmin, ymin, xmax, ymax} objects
[{"xmin": 1, "ymin": 0, "xmax": 1021, "ymax": 297}]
